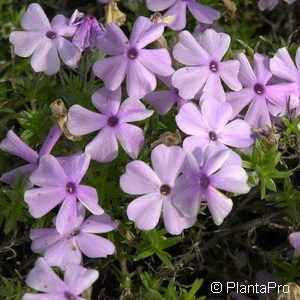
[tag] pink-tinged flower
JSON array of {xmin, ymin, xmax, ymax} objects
[
  {"xmin": 23, "ymin": 257, "xmax": 98, "ymax": 300},
  {"xmin": 120, "ymin": 144, "xmax": 196, "ymax": 235},
  {"xmin": 144, "ymin": 75, "xmax": 189, "ymax": 115},
  {"xmin": 226, "ymin": 53, "xmax": 299, "ymax": 129},
  {"xmin": 9, "ymin": 3, "xmax": 81, "ymax": 75},
  {"xmin": 173, "ymin": 146, "xmax": 250, "ymax": 225},
  {"xmin": 0, "ymin": 125, "xmax": 62, "ymax": 186},
  {"xmin": 24, "ymin": 153, "xmax": 104, "ymax": 234},
  {"xmin": 146, "ymin": 0, "xmax": 220, "ymax": 31},
  {"xmin": 176, "ymin": 99, "xmax": 253, "ymax": 151},
  {"xmin": 93, "ymin": 16, "xmax": 174, "ymax": 99},
  {"xmin": 289, "ymin": 232, "xmax": 300, "ymax": 253},
  {"xmin": 172, "ymin": 29, "xmax": 242, "ymax": 102},
  {"xmin": 30, "ymin": 206, "xmax": 118, "ymax": 270},
  {"xmin": 70, "ymin": 10, "xmax": 105, "ymax": 51},
  {"xmin": 67, "ymin": 87, "xmax": 153, "ymax": 162},
  {"xmin": 258, "ymin": 0, "xmax": 296, "ymax": 11}
]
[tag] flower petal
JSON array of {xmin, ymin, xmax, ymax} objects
[
  {"xmin": 56, "ymin": 36, "xmax": 81, "ymax": 68},
  {"xmin": 236, "ymin": 53, "xmax": 256, "ymax": 87},
  {"xmin": 187, "ymin": 2, "xmax": 220, "ymax": 25},
  {"xmin": 146, "ymin": 0, "xmax": 176, "ymax": 11},
  {"xmin": 220, "ymin": 60, "xmax": 242, "ymax": 91},
  {"xmin": 253, "ymin": 53, "xmax": 272, "ymax": 85},
  {"xmin": 51, "ymin": 14, "xmax": 77, "ymax": 36},
  {"xmin": 120, "ymin": 161, "xmax": 161, "ymax": 195},
  {"xmin": 163, "ymin": 1, "xmax": 187, "ymax": 31},
  {"xmin": 39, "ymin": 125, "xmax": 62, "ymax": 156},
  {"xmin": 289, "ymin": 232, "xmax": 300, "ymax": 253},
  {"xmin": 0, "ymin": 164, "xmax": 36, "ymax": 186},
  {"xmin": 80, "ymin": 214, "xmax": 118, "ymax": 233},
  {"xmin": 127, "ymin": 193, "xmax": 163, "ymax": 230},
  {"xmin": 76, "ymin": 185, "xmax": 103, "ymax": 215},
  {"xmin": 85, "ymin": 127, "xmax": 118, "ymax": 162},
  {"xmin": 30, "ymin": 228, "xmax": 61, "ymax": 253},
  {"xmin": 201, "ymin": 74, "xmax": 225, "ymax": 101}
]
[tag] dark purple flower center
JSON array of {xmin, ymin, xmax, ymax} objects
[
  {"xmin": 160, "ymin": 184, "xmax": 171, "ymax": 195},
  {"xmin": 46, "ymin": 30, "xmax": 57, "ymax": 39},
  {"xmin": 200, "ymin": 174, "xmax": 210, "ymax": 188},
  {"xmin": 64, "ymin": 291, "xmax": 76, "ymax": 300},
  {"xmin": 66, "ymin": 182, "xmax": 77, "ymax": 194},
  {"xmin": 107, "ymin": 116, "xmax": 119, "ymax": 127},
  {"xmin": 208, "ymin": 131, "xmax": 218, "ymax": 141},
  {"xmin": 127, "ymin": 47, "xmax": 138, "ymax": 59},
  {"xmin": 70, "ymin": 229, "xmax": 80, "ymax": 236},
  {"xmin": 209, "ymin": 60, "xmax": 218, "ymax": 72},
  {"xmin": 254, "ymin": 83, "xmax": 264, "ymax": 95}
]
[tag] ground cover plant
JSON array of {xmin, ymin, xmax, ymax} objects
[{"xmin": 1, "ymin": 0, "xmax": 300, "ymax": 299}]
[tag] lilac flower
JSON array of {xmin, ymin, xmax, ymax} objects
[
  {"xmin": 93, "ymin": 16, "xmax": 174, "ymax": 99},
  {"xmin": 70, "ymin": 10, "xmax": 105, "ymax": 51},
  {"xmin": 30, "ymin": 206, "xmax": 117, "ymax": 270},
  {"xmin": 120, "ymin": 144, "xmax": 196, "ymax": 235},
  {"xmin": 24, "ymin": 153, "xmax": 104, "ymax": 234},
  {"xmin": 143, "ymin": 75, "xmax": 189, "ymax": 115},
  {"xmin": 226, "ymin": 53, "xmax": 299, "ymax": 129},
  {"xmin": 172, "ymin": 29, "xmax": 242, "ymax": 102},
  {"xmin": 23, "ymin": 257, "xmax": 98, "ymax": 300},
  {"xmin": 258, "ymin": 0, "xmax": 296, "ymax": 11},
  {"xmin": 0, "ymin": 125, "xmax": 62, "ymax": 186},
  {"xmin": 176, "ymin": 99, "xmax": 253, "ymax": 154},
  {"xmin": 270, "ymin": 47, "xmax": 300, "ymax": 95},
  {"xmin": 146, "ymin": 0, "xmax": 220, "ymax": 31},
  {"xmin": 67, "ymin": 87, "xmax": 153, "ymax": 162},
  {"xmin": 173, "ymin": 146, "xmax": 250, "ymax": 225},
  {"xmin": 289, "ymin": 232, "xmax": 300, "ymax": 253},
  {"xmin": 9, "ymin": 3, "xmax": 81, "ymax": 75}
]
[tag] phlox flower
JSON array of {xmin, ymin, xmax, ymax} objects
[
  {"xmin": 67, "ymin": 87, "xmax": 153, "ymax": 162},
  {"xmin": 0, "ymin": 125, "xmax": 62, "ymax": 186},
  {"xmin": 146, "ymin": 0, "xmax": 220, "ymax": 31},
  {"xmin": 23, "ymin": 257, "xmax": 98, "ymax": 300},
  {"xmin": 9, "ymin": 3, "xmax": 81, "ymax": 75},
  {"xmin": 289, "ymin": 232, "xmax": 300, "ymax": 254},
  {"xmin": 120, "ymin": 144, "xmax": 196, "ymax": 235},
  {"xmin": 176, "ymin": 99, "xmax": 253, "ymax": 152},
  {"xmin": 173, "ymin": 146, "xmax": 250, "ymax": 225},
  {"xmin": 30, "ymin": 206, "xmax": 117, "ymax": 270},
  {"xmin": 24, "ymin": 153, "xmax": 104, "ymax": 234},
  {"xmin": 70, "ymin": 10, "xmax": 105, "ymax": 51},
  {"xmin": 172, "ymin": 29, "xmax": 242, "ymax": 102},
  {"xmin": 144, "ymin": 75, "xmax": 189, "ymax": 115},
  {"xmin": 258, "ymin": 0, "xmax": 296, "ymax": 11},
  {"xmin": 226, "ymin": 53, "xmax": 299, "ymax": 129},
  {"xmin": 93, "ymin": 16, "xmax": 174, "ymax": 99}
]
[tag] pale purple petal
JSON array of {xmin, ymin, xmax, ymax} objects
[
  {"xmin": 31, "ymin": 39, "xmax": 60, "ymax": 75},
  {"xmin": 56, "ymin": 36, "xmax": 81, "ymax": 68},
  {"xmin": 0, "ymin": 164, "xmax": 36, "ymax": 186},
  {"xmin": 126, "ymin": 59, "xmax": 156, "ymax": 99},
  {"xmin": 80, "ymin": 214, "xmax": 118, "ymax": 233},
  {"xmin": 0, "ymin": 130, "xmax": 38, "ymax": 163},
  {"xmin": 21, "ymin": 3, "xmax": 51, "ymax": 31},
  {"xmin": 138, "ymin": 49, "xmax": 174, "ymax": 76},
  {"xmin": 23, "ymin": 294, "xmax": 66, "ymax": 300},
  {"xmin": 201, "ymin": 74, "xmax": 225, "ymax": 101},
  {"xmin": 39, "ymin": 125, "xmax": 62, "ymax": 156},
  {"xmin": 25, "ymin": 187, "xmax": 66, "ymax": 218},
  {"xmin": 236, "ymin": 53, "xmax": 257, "ymax": 87},
  {"xmin": 172, "ymin": 66, "xmax": 209, "ymax": 99},
  {"xmin": 187, "ymin": 2, "xmax": 220, "ymax": 25},
  {"xmin": 270, "ymin": 47, "xmax": 300, "ymax": 82},
  {"xmin": 51, "ymin": 14, "xmax": 77, "ymax": 36},
  {"xmin": 85, "ymin": 127, "xmax": 118, "ymax": 162},
  {"xmin": 64, "ymin": 264, "xmax": 99, "ymax": 295},
  {"xmin": 289, "ymin": 232, "xmax": 300, "ymax": 253},
  {"xmin": 91, "ymin": 87, "xmax": 121, "ymax": 116},
  {"xmin": 59, "ymin": 152, "xmax": 90, "ymax": 183},
  {"xmin": 253, "ymin": 53, "xmax": 272, "ymax": 85},
  {"xmin": 93, "ymin": 56, "xmax": 128, "ymax": 91},
  {"xmin": 97, "ymin": 23, "xmax": 129, "ymax": 55},
  {"xmin": 209, "ymin": 166, "xmax": 250, "ymax": 194},
  {"xmin": 120, "ymin": 161, "xmax": 161, "ymax": 195},
  {"xmin": 163, "ymin": 1, "xmax": 187, "ymax": 31},
  {"xmin": 151, "ymin": 144, "xmax": 185, "ymax": 184},
  {"xmin": 205, "ymin": 187, "xmax": 233, "ymax": 225},
  {"xmin": 163, "ymin": 196, "xmax": 196, "ymax": 235},
  {"xmin": 56, "ymin": 194, "xmax": 78, "ymax": 235},
  {"xmin": 118, "ymin": 99, "xmax": 153, "ymax": 122},
  {"xmin": 77, "ymin": 232, "xmax": 115, "ymax": 257},
  {"xmin": 183, "ymin": 136, "xmax": 211, "ymax": 153},
  {"xmin": 219, "ymin": 60, "xmax": 242, "ymax": 91},
  {"xmin": 76, "ymin": 185, "xmax": 103, "ymax": 215},
  {"xmin": 258, "ymin": 0, "xmax": 279, "ymax": 10},
  {"xmin": 9, "ymin": 31, "xmax": 45, "ymax": 57},
  {"xmin": 146, "ymin": 0, "xmax": 176, "ymax": 11},
  {"xmin": 25, "ymin": 257, "xmax": 67, "ymax": 293},
  {"xmin": 220, "ymin": 120, "xmax": 253, "ymax": 148},
  {"xmin": 127, "ymin": 193, "xmax": 163, "ymax": 230},
  {"xmin": 67, "ymin": 105, "xmax": 107, "ymax": 135},
  {"xmin": 30, "ymin": 228, "xmax": 61, "ymax": 253},
  {"xmin": 296, "ymin": 47, "xmax": 300, "ymax": 71},
  {"xmin": 30, "ymin": 154, "xmax": 67, "ymax": 187}
]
